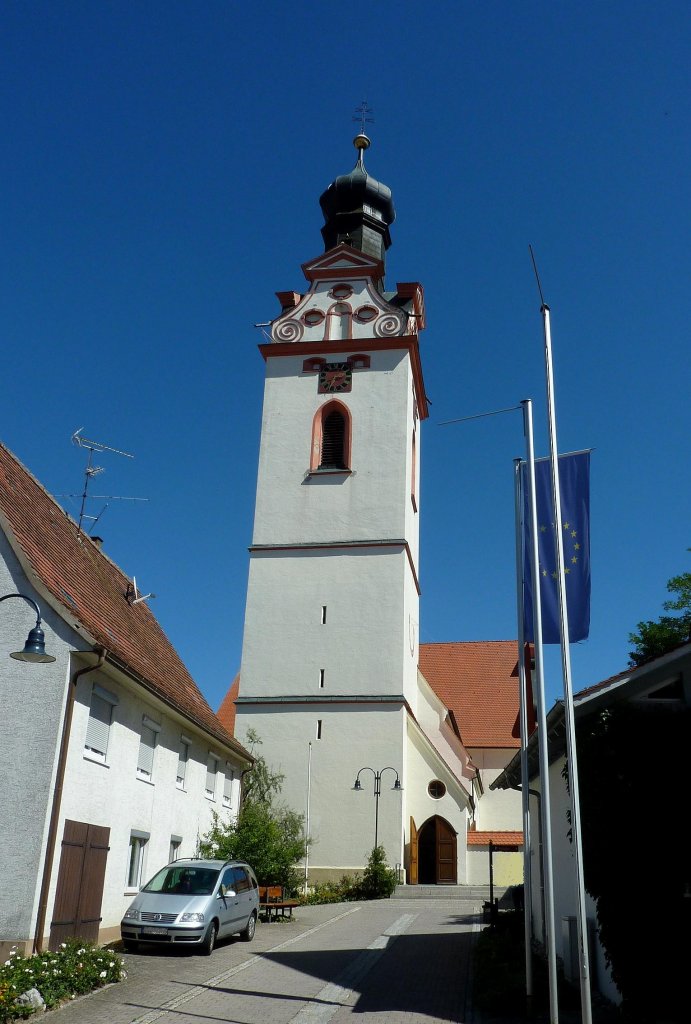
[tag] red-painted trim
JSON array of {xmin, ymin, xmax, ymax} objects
[
  {"xmin": 259, "ymin": 337, "xmax": 428, "ymax": 420},
  {"xmin": 301, "ymin": 243, "xmax": 385, "ymax": 282},
  {"xmin": 303, "ymin": 357, "xmax": 326, "ymax": 373},
  {"xmin": 310, "ymin": 399, "xmax": 352, "ymax": 472}
]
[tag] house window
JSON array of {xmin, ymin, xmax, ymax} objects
[
  {"xmin": 223, "ymin": 765, "xmax": 234, "ymax": 809},
  {"xmin": 206, "ymin": 754, "xmax": 219, "ymax": 799},
  {"xmin": 177, "ymin": 737, "xmax": 190, "ymax": 789},
  {"xmin": 127, "ymin": 832, "xmax": 149, "ymax": 889},
  {"xmin": 137, "ymin": 716, "xmax": 160, "ymax": 781},
  {"xmin": 319, "ymin": 669, "xmax": 325, "ymax": 689},
  {"xmin": 316, "ymin": 720, "xmax": 322, "ymax": 740},
  {"xmin": 169, "ymin": 836, "xmax": 182, "ymax": 862},
  {"xmin": 428, "ymin": 780, "xmax": 446, "ymax": 799},
  {"xmin": 321, "ymin": 605, "xmax": 327, "ymax": 624},
  {"xmin": 84, "ymin": 684, "xmax": 118, "ymax": 762}
]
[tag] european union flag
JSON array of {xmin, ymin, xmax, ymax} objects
[{"xmin": 522, "ymin": 452, "xmax": 590, "ymax": 644}]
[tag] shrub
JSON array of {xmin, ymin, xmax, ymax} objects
[
  {"xmin": 351, "ymin": 847, "xmax": 398, "ymax": 900},
  {"xmin": 297, "ymin": 875, "xmax": 360, "ymax": 905},
  {"xmin": 0, "ymin": 940, "xmax": 125, "ymax": 1022}
]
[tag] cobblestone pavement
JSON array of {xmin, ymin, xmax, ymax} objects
[{"xmin": 45, "ymin": 898, "xmax": 484, "ymax": 1024}]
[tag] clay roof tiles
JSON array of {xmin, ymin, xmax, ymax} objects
[
  {"xmin": 0, "ymin": 442, "xmax": 249, "ymax": 761},
  {"xmin": 419, "ymin": 641, "xmax": 524, "ymax": 749}
]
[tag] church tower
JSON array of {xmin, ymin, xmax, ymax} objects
[{"xmin": 234, "ymin": 135, "xmax": 429, "ymax": 879}]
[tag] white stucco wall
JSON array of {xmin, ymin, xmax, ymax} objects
[
  {"xmin": 405, "ymin": 718, "xmax": 469, "ymax": 883},
  {"xmin": 235, "ymin": 703, "xmax": 406, "ymax": 873},
  {"xmin": 253, "ymin": 347, "xmax": 416, "ymax": 547},
  {"xmin": 469, "ymin": 747, "xmax": 523, "ymax": 831},
  {"xmin": 0, "ymin": 534, "xmax": 76, "ymax": 947}
]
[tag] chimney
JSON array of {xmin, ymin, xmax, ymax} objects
[{"xmin": 91, "ymin": 536, "xmax": 104, "ymax": 549}]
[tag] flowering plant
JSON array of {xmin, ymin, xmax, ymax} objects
[{"xmin": 0, "ymin": 940, "xmax": 125, "ymax": 1021}]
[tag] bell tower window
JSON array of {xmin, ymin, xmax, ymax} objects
[{"xmin": 310, "ymin": 400, "xmax": 352, "ymax": 473}]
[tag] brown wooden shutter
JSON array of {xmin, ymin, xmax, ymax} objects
[{"xmin": 49, "ymin": 820, "xmax": 110, "ymax": 948}]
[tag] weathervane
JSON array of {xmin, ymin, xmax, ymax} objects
[{"xmin": 353, "ymin": 100, "xmax": 374, "ymax": 136}]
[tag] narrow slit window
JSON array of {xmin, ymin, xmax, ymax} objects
[
  {"xmin": 316, "ymin": 720, "xmax": 322, "ymax": 740},
  {"xmin": 319, "ymin": 669, "xmax": 325, "ymax": 688},
  {"xmin": 321, "ymin": 605, "xmax": 327, "ymax": 624}
]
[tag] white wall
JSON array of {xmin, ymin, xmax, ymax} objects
[
  {"xmin": 470, "ymin": 747, "xmax": 523, "ymax": 831},
  {"xmin": 0, "ymin": 534, "xmax": 74, "ymax": 947},
  {"xmin": 49, "ymin": 664, "xmax": 245, "ymax": 943},
  {"xmin": 235, "ymin": 703, "xmax": 406, "ymax": 872}
]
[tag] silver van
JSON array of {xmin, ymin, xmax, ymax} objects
[{"xmin": 120, "ymin": 858, "xmax": 259, "ymax": 954}]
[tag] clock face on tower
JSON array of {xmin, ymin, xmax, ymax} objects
[{"xmin": 318, "ymin": 362, "xmax": 352, "ymax": 394}]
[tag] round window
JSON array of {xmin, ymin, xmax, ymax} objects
[{"xmin": 428, "ymin": 780, "xmax": 446, "ymax": 799}]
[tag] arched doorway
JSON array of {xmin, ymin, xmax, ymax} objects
[{"xmin": 417, "ymin": 816, "xmax": 457, "ymax": 884}]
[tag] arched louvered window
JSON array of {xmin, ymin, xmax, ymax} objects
[
  {"xmin": 310, "ymin": 401, "xmax": 352, "ymax": 472},
  {"xmin": 320, "ymin": 409, "xmax": 346, "ymax": 469}
]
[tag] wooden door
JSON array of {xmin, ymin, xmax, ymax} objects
[
  {"xmin": 49, "ymin": 820, "xmax": 110, "ymax": 948},
  {"xmin": 436, "ymin": 817, "xmax": 457, "ymax": 884},
  {"xmin": 409, "ymin": 816, "xmax": 418, "ymax": 885}
]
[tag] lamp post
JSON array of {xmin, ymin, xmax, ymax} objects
[
  {"xmin": 352, "ymin": 766, "xmax": 402, "ymax": 850},
  {"xmin": 0, "ymin": 593, "xmax": 56, "ymax": 663}
]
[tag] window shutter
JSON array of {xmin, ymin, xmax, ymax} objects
[
  {"xmin": 85, "ymin": 694, "xmax": 112, "ymax": 756},
  {"xmin": 320, "ymin": 410, "xmax": 346, "ymax": 469},
  {"xmin": 206, "ymin": 755, "xmax": 218, "ymax": 796},
  {"xmin": 223, "ymin": 769, "xmax": 233, "ymax": 806},
  {"xmin": 177, "ymin": 741, "xmax": 189, "ymax": 785},
  {"xmin": 137, "ymin": 725, "xmax": 157, "ymax": 776}
]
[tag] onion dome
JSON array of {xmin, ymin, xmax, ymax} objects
[{"xmin": 319, "ymin": 134, "xmax": 396, "ymax": 265}]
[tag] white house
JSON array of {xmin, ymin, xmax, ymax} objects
[
  {"xmin": 220, "ymin": 133, "xmax": 525, "ymax": 887},
  {"xmin": 0, "ymin": 442, "xmax": 252, "ymax": 957}
]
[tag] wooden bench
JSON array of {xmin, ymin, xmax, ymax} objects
[{"xmin": 258, "ymin": 885, "xmax": 299, "ymax": 922}]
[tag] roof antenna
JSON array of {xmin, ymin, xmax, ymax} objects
[
  {"xmin": 60, "ymin": 429, "xmax": 149, "ymax": 538},
  {"xmin": 126, "ymin": 576, "xmax": 156, "ymax": 606}
]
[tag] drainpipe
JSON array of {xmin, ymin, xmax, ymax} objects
[{"xmin": 33, "ymin": 646, "xmax": 107, "ymax": 953}]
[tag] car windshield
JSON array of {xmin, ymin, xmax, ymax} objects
[{"xmin": 142, "ymin": 865, "xmax": 220, "ymax": 896}]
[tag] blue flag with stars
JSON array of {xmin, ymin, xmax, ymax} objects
[{"xmin": 522, "ymin": 452, "xmax": 590, "ymax": 644}]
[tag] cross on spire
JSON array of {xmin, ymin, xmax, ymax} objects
[{"xmin": 353, "ymin": 100, "xmax": 374, "ymax": 135}]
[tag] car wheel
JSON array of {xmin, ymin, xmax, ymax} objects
[
  {"xmin": 201, "ymin": 921, "xmax": 218, "ymax": 955},
  {"xmin": 241, "ymin": 912, "xmax": 256, "ymax": 942},
  {"xmin": 123, "ymin": 940, "xmax": 138, "ymax": 953}
]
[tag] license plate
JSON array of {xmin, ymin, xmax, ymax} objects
[{"xmin": 143, "ymin": 927, "xmax": 168, "ymax": 936}]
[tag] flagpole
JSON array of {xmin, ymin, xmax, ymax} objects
[
  {"xmin": 304, "ymin": 741, "xmax": 312, "ymax": 895},
  {"xmin": 514, "ymin": 457, "xmax": 534, "ymax": 1003},
  {"xmin": 520, "ymin": 399, "xmax": 560, "ymax": 1024},
  {"xmin": 540, "ymin": 303, "xmax": 593, "ymax": 1024}
]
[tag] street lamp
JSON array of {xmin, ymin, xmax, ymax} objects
[
  {"xmin": 352, "ymin": 766, "xmax": 402, "ymax": 850},
  {"xmin": 0, "ymin": 593, "xmax": 56, "ymax": 663}
]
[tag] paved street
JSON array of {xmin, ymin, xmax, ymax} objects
[{"xmin": 46, "ymin": 898, "xmax": 483, "ymax": 1024}]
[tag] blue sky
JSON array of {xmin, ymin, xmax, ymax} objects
[{"xmin": 2, "ymin": 2, "xmax": 689, "ymax": 713}]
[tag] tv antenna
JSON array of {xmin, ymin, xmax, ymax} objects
[
  {"xmin": 126, "ymin": 576, "xmax": 156, "ymax": 606},
  {"xmin": 60, "ymin": 429, "xmax": 149, "ymax": 538}
]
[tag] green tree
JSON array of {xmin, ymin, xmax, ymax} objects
[
  {"xmin": 354, "ymin": 846, "xmax": 398, "ymax": 899},
  {"xmin": 199, "ymin": 730, "xmax": 306, "ymax": 892},
  {"xmin": 628, "ymin": 560, "xmax": 691, "ymax": 666}
]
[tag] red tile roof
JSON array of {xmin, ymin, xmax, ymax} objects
[
  {"xmin": 467, "ymin": 830, "xmax": 523, "ymax": 847},
  {"xmin": 217, "ymin": 673, "xmax": 240, "ymax": 735},
  {"xmin": 419, "ymin": 641, "xmax": 528, "ymax": 749},
  {"xmin": 0, "ymin": 442, "xmax": 250, "ymax": 761}
]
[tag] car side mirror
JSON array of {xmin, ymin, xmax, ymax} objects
[{"xmin": 218, "ymin": 889, "xmax": 236, "ymax": 899}]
